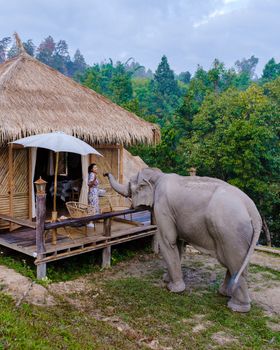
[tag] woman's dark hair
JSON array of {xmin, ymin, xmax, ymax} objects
[{"xmin": 88, "ymin": 163, "xmax": 96, "ymax": 173}]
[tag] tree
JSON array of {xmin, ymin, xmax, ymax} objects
[
  {"xmin": 6, "ymin": 38, "xmax": 36, "ymax": 60},
  {"xmin": 36, "ymin": 36, "xmax": 56, "ymax": 66},
  {"xmin": 71, "ymin": 49, "xmax": 87, "ymax": 77},
  {"xmin": 178, "ymin": 84, "xmax": 280, "ymax": 244},
  {"xmin": 109, "ymin": 62, "xmax": 133, "ymax": 104},
  {"xmin": 153, "ymin": 55, "xmax": 180, "ymax": 96},
  {"xmin": 81, "ymin": 60, "xmax": 133, "ymax": 105},
  {"xmin": 52, "ymin": 40, "xmax": 70, "ymax": 75},
  {"xmin": 177, "ymin": 71, "xmax": 191, "ymax": 84},
  {"xmin": 261, "ymin": 58, "xmax": 280, "ymax": 82},
  {"xmin": 235, "ymin": 55, "xmax": 259, "ymax": 78},
  {"xmin": 124, "ymin": 60, "xmax": 154, "ymax": 78},
  {"xmin": 0, "ymin": 37, "xmax": 11, "ymax": 63},
  {"xmin": 7, "ymin": 44, "xmax": 19, "ymax": 59},
  {"xmin": 144, "ymin": 55, "xmax": 183, "ymax": 121},
  {"xmin": 23, "ymin": 39, "xmax": 35, "ymax": 56}
]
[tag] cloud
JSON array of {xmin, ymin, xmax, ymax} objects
[
  {"xmin": 193, "ymin": 0, "xmax": 250, "ymax": 28},
  {"xmin": 0, "ymin": 0, "xmax": 279, "ymax": 76}
]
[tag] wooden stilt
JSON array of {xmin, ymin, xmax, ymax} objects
[
  {"xmin": 102, "ymin": 217, "xmax": 112, "ymax": 268},
  {"xmin": 37, "ymin": 263, "xmax": 46, "ymax": 279}
]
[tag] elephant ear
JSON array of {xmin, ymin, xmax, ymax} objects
[{"xmin": 141, "ymin": 178, "xmax": 154, "ymax": 207}]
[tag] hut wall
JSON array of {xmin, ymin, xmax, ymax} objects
[
  {"xmin": 0, "ymin": 144, "xmax": 124, "ymax": 229},
  {"xmin": 0, "ymin": 146, "xmax": 10, "ymax": 229},
  {"xmin": 0, "ymin": 146, "xmax": 29, "ymax": 230},
  {"xmin": 90, "ymin": 145, "xmax": 121, "ymax": 187},
  {"xmin": 13, "ymin": 147, "xmax": 29, "ymax": 219}
]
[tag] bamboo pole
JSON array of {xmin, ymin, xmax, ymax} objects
[
  {"xmin": 119, "ymin": 144, "xmax": 124, "ymax": 184},
  {"xmin": 8, "ymin": 144, "xmax": 14, "ymax": 231},
  {"xmin": 28, "ymin": 149, "xmax": 33, "ymax": 220},
  {"xmin": 51, "ymin": 152, "xmax": 60, "ymax": 244},
  {"xmin": 53, "ymin": 152, "xmax": 59, "ymax": 214}
]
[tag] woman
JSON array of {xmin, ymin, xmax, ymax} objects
[{"xmin": 88, "ymin": 163, "xmax": 99, "ymax": 214}]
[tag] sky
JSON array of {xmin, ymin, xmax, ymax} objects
[{"xmin": 0, "ymin": 0, "xmax": 279, "ymax": 76}]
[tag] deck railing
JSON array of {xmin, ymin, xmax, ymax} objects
[
  {"xmin": 35, "ymin": 192, "xmax": 157, "ymax": 279},
  {"xmin": 44, "ymin": 208, "xmax": 145, "ymax": 230}
]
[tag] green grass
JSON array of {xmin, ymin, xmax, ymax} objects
[
  {"xmin": 90, "ymin": 276, "xmax": 280, "ymax": 350},
  {"xmin": 0, "ymin": 241, "xmax": 152, "ymax": 283},
  {"xmin": 250, "ymin": 264, "xmax": 280, "ymax": 280},
  {"xmin": 0, "ymin": 250, "xmax": 101, "ymax": 283},
  {"xmin": 0, "ymin": 244, "xmax": 279, "ymax": 349},
  {"xmin": 0, "ymin": 293, "xmax": 147, "ymax": 350}
]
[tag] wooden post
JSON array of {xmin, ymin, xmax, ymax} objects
[
  {"xmin": 188, "ymin": 167, "xmax": 196, "ymax": 176},
  {"xmin": 102, "ymin": 217, "xmax": 112, "ymax": 268},
  {"xmin": 36, "ymin": 193, "xmax": 47, "ymax": 279},
  {"xmin": 119, "ymin": 144, "xmax": 124, "ymax": 184},
  {"xmin": 8, "ymin": 144, "xmax": 14, "ymax": 231},
  {"xmin": 28, "ymin": 149, "xmax": 33, "ymax": 220},
  {"xmin": 151, "ymin": 210, "xmax": 160, "ymax": 254},
  {"xmin": 53, "ymin": 152, "xmax": 59, "ymax": 213}
]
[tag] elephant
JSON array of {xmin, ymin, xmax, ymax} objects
[{"xmin": 104, "ymin": 168, "xmax": 262, "ymax": 313}]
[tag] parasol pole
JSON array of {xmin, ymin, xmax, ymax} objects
[{"xmin": 52, "ymin": 152, "xmax": 59, "ymax": 223}]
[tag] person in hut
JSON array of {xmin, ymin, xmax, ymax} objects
[{"xmin": 88, "ymin": 163, "xmax": 100, "ymax": 215}]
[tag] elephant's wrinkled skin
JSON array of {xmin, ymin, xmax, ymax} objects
[{"xmin": 105, "ymin": 168, "xmax": 262, "ymax": 313}]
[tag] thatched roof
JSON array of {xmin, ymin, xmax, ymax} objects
[{"xmin": 0, "ymin": 46, "xmax": 160, "ymax": 145}]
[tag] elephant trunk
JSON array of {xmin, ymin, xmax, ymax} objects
[{"xmin": 107, "ymin": 173, "xmax": 130, "ymax": 197}]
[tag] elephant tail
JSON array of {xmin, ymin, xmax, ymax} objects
[{"xmin": 228, "ymin": 207, "xmax": 262, "ymax": 294}]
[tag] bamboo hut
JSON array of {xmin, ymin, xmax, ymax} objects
[{"xmin": 0, "ymin": 36, "xmax": 160, "ymax": 229}]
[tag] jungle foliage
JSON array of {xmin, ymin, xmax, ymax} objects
[
  {"xmin": 1, "ymin": 35, "xmax": 279, "ymax": 245},
  {"xmin": 129, "ymin": 59, "xmax": 279, "ymax": 246},
  {"xmin": 80, "ymin": 55, "xmax": 279, "ymax": 245}
]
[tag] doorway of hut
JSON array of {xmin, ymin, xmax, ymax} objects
[{"xmin": 34, "ymin": 149, "xmax": 82, "ymax": 217}]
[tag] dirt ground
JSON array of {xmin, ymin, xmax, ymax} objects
[{"xmin": 0, "ymin": 248, "xmax": 279, "ymax": 316}]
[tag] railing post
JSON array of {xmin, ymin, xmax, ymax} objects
[
  {"xmin": 151, "ymin": 209, "xmax": 160, "ymax": 254},
  {"xmin": 102, "ymin": 217, "xmax": 112, "ymax": 268},
  {"xmin": 36, "ymin": 193, "xmax": 47, "ymax": 279}
]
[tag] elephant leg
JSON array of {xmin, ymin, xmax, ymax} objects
[
  {"xmin": 163, "ymin": 239, "xmax": 185, "ymax": 283},
  {"xmin": 157, "ymin": 223, "xmax": 185, "ymax": 293},
  {"xmin": 228, "ymin": 272, "xmax": 251, "ymax": 313},
  {"xmin": 218, "ymin": 269, "xmax": 231, "ymax": 297},
  {"xmin": 216, "ymin": 248, "xmax": 251, "ymax": 312},
  {"xmin": 216, "ymin": 249, "xmax": 251, "ymax": 312},
  {"xmin": 208, "ymin": 216, "xmax": 252, "ymax": 312}
]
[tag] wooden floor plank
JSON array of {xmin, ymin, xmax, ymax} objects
[
  {"xmin": 0, "ymin": 214, "xmax": 36, "ymax": 229},
  {"xmin": 36, "ymin": 229, "xmax": 157, "ymax": 264},
  {"xmin": 0, "ymin": 210, "xmax": 155, "ymax": 260}
]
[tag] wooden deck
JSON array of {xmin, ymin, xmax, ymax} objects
[{"xmin": 0, "ymin": 209, "xmax": 157, "ymax": 277}]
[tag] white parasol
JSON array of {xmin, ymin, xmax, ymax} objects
[{"xmin": 12, "ymin": 132, "xmax": 102, "ymax": 218}]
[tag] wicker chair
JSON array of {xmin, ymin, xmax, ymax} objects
[
  {"xmin": 66, "ymin": 201, "xmax": 97, "ymax": 235},
  {"xmin": 66, "ymin": 202, "xmax": 96, "ymax": 218}
]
